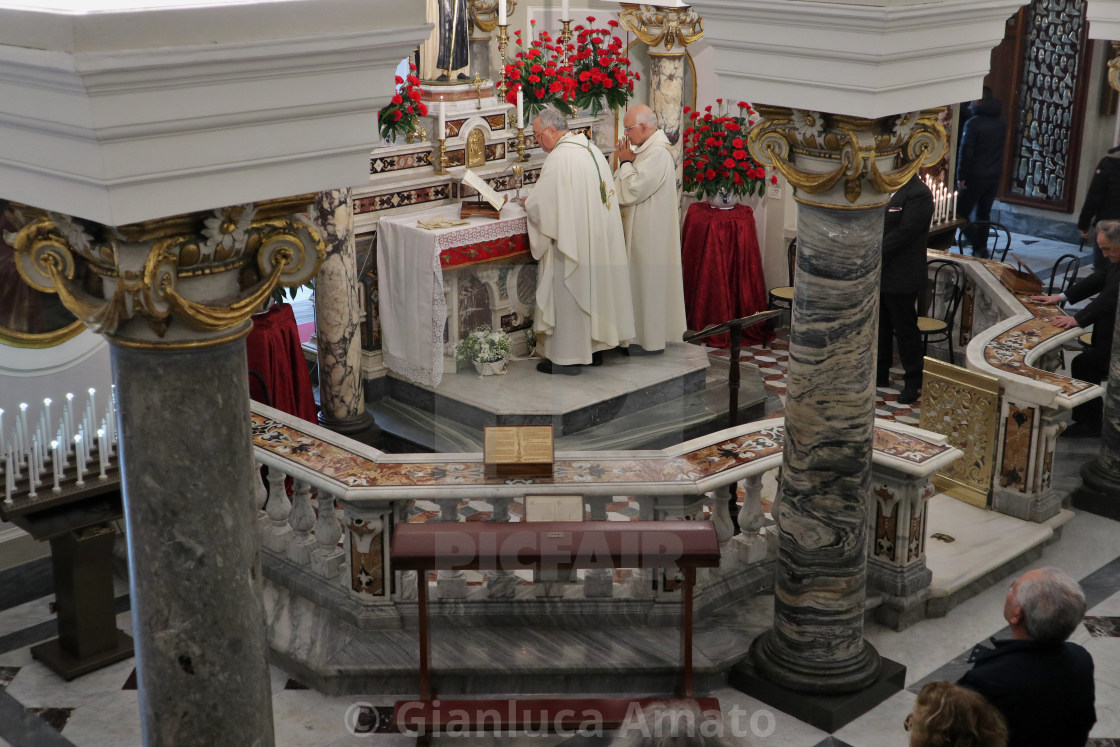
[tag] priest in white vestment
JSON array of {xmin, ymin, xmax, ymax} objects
[
  {"xmin": 525, "ymin": 108, "xmax": 636, "ymax": 375},
  {"xmin": 613, "ymin": 104, "xmax": 687, "ymax": 354}
]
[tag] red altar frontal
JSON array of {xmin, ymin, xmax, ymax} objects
[{"xmin": 681, "ymin": 203, "xmax": 771, "ymax": 348}]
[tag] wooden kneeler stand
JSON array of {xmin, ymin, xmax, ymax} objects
[{"xmin": 391, "ymin": 520, "xmax": 722, "ymax": 736}]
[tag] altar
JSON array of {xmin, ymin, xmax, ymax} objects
[{"xmin": 376, "ymin": 201, "xmax": 537, "ymax": 386}]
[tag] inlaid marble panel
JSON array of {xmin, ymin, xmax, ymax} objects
[
  {"xmin": 982, "ymin": 309, "xmax": 1096, "ymax": 396},
  {"xmin": 999, "ymin": 402, "xmax": 1035, "ymax": 492},
  {"xmin": 353, "ymin": 184, "xmax": 451, "ymax": 216},
  {"xmin": 370, "ymin": 150, "xmax": 434, "ymax": 175}
]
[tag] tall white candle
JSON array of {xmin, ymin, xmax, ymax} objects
[
  {"xmin": 43, "ymin": 398, "xmax": 51, "ymax": 437},
  {"xmin": 4, "ymin": 453, "xmax": 12, "ymax": 503},
  {"xmin": 18, "ymin": 403, "xmax": 28, "ymax": 448},
  {"xmin": 438, "ymin": 101, "xmax": 446, "ymax": 140},
  {"xmin": 498, "ymin": 0, "xmax": 506, "ymax": 26},
  {"xmin": 951, "ymin": 190, "xmax": 958, "ymax": 220},
  {"xmin": 561, "ymin": 0, "xmax": 569, "ymax": 19},
  {"xmin": 0, "ymin": 408, "xmax": 5, "ymax": 457},
  {"xmin": 51, "ymin": 440, "xmax": 61, "ymax": 492},
  {"xmin": 74, "ymin": 435, "xmax": 85, "ymax": 485},
  {"xmin": 97, "ymin": 428, "xmax": 108, "ymax": 479},
  {"xmin": 516, "ymin": 88, "xmax": 524, "ymax": 129}
]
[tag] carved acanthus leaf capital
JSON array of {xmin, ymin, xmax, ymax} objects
[
  {"xmin": 1109, "ymin": 43, "xmax": 1120, "ymax": 93},
  {"xmin": 747, "ymin": 106, "xmax": 946, "ymax": 209},
  {"xmin": 618, "ymin": 4, "xmax": 703, "ymax": 54},
  {"xmin": 468, "ymin": 0, "xmax": 516, "ymax": 34},
  {"xmin": 8, "ymin": 195, "xmax": 326, "ymax": 349}
]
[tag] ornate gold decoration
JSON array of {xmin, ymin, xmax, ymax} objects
[
  {"xmin": 918, "ymin": 357, "xmax": 1001, "ymax": 509},
  {"xmin": 747, "ymin": 106, "xmax": 947, "ymax": 208},
  {"xmin": 466, "ymin": 127, "xmax": 487, "ymax": 167},
  {"xmin": 618, "ymin": 4, "xmax": 703, "ymax": 53},
  {"xmin": 1109, "ymin": 41, "xmax": 1120, "ymax": 93},
  {"xmin": 9, "ymin": 196, "xmax": 325, "ymax": 349},
  {"xmin": 468, "ymin": 0, "xmax": 515, "ymax": 35}
]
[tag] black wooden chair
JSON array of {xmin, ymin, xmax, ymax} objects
[
  {"xmin": 918, "ymin": 259, "xmax": 967, "ymax": 362},
  {"xmin": 1047, "ymin": 253, "xmax": 1081, "ymax": 296},
  {"xmin": 956, "ymin": 221, "xmax": 1013, "ymax": 262}
]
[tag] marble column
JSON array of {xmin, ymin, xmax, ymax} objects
[
  {"xmin": 745, "ymin": 108, "xmax": 945, "ymax": 693},
  {"xmin": 1072, "ymin": 49, "xmax": 1120, "ymax": 521},
  {"xmin": 9, "ymin": 197, "xmax": 324, "ymax": 745},
  {"xmin": 618, "ymin": 4, "xmax": 704, "ymax": 189},
  {"xmin": 313, "ymin": 189, "xmax": 379, "ymax": 443}
]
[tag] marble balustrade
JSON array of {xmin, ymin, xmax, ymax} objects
[
  {"xmin": 248, "ymin": 401, "xmax": 959, "ymax": 631},
  {"xmin": 930, "ymin": 250, "xmax": 1103, "ymax": 522}
]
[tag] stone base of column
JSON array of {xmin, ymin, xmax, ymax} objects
[
  {"xmin": 748, "ymin": 629, "xmax": 883, "ymax": 696},
  {"xmin": 730, "ymin": 649, "xmax": 905, "ymax": 733},
  {"xmin": 991, "ymin": 486, "xmax": 1061, "ymax": 523},
  {"xmin": 867, "ymin": 560, "xmax": 932, "ymax": 598},
  {"xmin": 870, "ymin": 588, "xmax": 932, "ymax": 632},
  {"xmin": 319, "ymin": 410, "xmax": 381, "ymax": 446},
  {"xmin": 1071, "ymin": 457, "xmax": 1120, "ymax": 520}
]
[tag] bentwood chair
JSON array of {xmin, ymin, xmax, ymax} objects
[
  {"xmin": 918, "ymin": 259, "xmax": 967, "ymax": 362},
  {"xmin": 1047, "ymin": 253, "xmax": 1081, "ymax": 296},
  {"xmin": 768, "ymin": 237, "xmax": 796, "ymax": 312},
  {"xmin": 956, "ymin": 221, "xmax": 1013, "ymax": 262}
]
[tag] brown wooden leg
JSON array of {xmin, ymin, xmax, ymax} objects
[
  {"xmin": 417, "ymin": 568, "xmax": 431, "ymax": 700},
  {"xmin": 680, "ymin": 566, "xmax": 696, "ymax": 697}
]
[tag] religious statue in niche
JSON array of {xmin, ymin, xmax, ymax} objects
[{"xmin": 420, "ymin": 0, "xmax": 470, "ymax": 82}]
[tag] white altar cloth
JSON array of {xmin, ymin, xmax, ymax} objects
[{"xmin": 376, "ymin": 201, "xmax": 528, "ymax": 387}]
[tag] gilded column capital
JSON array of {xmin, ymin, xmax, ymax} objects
[
  {"xmin": 618, "ymin": 3, "xmax": 703, "ymax": 55},
  {"xmin": 7, "ymin": 195, "xmax": 325, "ymax": 349},
  {"xmin": 746, "ymin": 106, "xmax": 946, "ymax": 209},
  {"xmin": 468, "ymin": 0, "xmax": 516, "ymax": 35},
  {"xmin": 1109, "ymin": 41, "xmax": 1120, "ymax": 93}
]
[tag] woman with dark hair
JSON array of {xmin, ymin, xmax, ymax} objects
[{"xmin": 906, "ymin": 681, "xmax": 1008, "ymax": 747}]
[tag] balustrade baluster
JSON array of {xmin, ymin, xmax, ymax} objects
[
  {"xmin": 485, "ymin": 496, "xmax": 516, "ymax": 599},
  {"xmin": 253, "ymin": 461, "xmax": 267, "ymax": 514},
  {"xmin": 394, "ymin": 500, "xmax": 418, "ymax": 601},
  {"xmin": 433, "ymin": 497, "xmax": 466, "ymax": 599},
  {"xmin": 262, "ymin": 466, "xmax": 292, "ymax": 551},
  {"xmin": 310, "ymin": 490, "xmax": 344, "ymax": 579},
  {"xmin": 583, "ymin": 495, "xmax": 613, "ymax": 598},
  {"xmin": 287, "ymin": 480, "xmax": 316, "ymax": 565},
  {"xmin": 730, "ymin": 474, "xmax": 773, "ymax": 566}
]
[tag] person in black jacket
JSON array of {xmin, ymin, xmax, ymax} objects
[
  {"xmin": 1030, "ymin": 219, "xmax": 1120, "ymax": 437},
  {"xmin": 878, "ymin": 174, "xmax": 934, "ymax": 405},
  {"xmin": 956, "ymin": 88, "xmax": 1008, "ymax": 258},
  {"xmin": 959, "ymin": 567, "xmax": 1095, "ymax": 747},
  {"xmin": 1077, "ymin": 140, "xmax": 1120, "ymax": 271}
]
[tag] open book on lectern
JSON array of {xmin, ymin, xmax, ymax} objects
[{"xmin": 461, "ymin": 169, "xmax": 509, "ymax": 213}]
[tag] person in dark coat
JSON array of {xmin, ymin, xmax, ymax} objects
[
  {"xmin": 956, "ymin": 88, "xmax": 1008, "ymax": 258},
  {"xmin": 1077, "ymin": 139, "xmax": 1120, "ymax": 271},
  {"xmin": 1030, "ymin": 219, "xmax": 1120, "ymax": 437},
  {"xmin": 878, "ymin": 174, "xmax": 934, "ymax": 405},
  {"xmin": 959, "ymin": 567, "xmax": 1095, "ymax": 747}
]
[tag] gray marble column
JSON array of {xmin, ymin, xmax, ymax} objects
[
  {"xmin": 649, "ymin": 54, "xmax": 686, "ymax": 187},
  {"xmin": 1072, "ymin": 300, "xmax": 1120, "ymax": 520},
  {"xmin": 116, "ymin": 340, "xmax": 273, "ymax": 745},
  {"xmin": 9, "ymin": 197, "xmax": 324, "ymax": 746},
  {"xmin": 750, "ymin": 203, "xmax": 884, "ymax": 692},
  {"xmin": 743, "ymin": 107, "xmax": 946, "ymax": 695},
  {"xmin": 313, "ymin": 189, "xmax": 379, "ymax": 443}
]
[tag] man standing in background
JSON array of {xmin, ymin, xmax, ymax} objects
[
  {"xmin": 956, "ymin": 87, "xmax": 1007, "ymax": 259},
  {"xmin": 613, "ymin": 104, "xmax": 687, "ymax": 355},
  {"xmin": 1078, "ymin": 136, "xmax": 1120, "ymax": 272}
]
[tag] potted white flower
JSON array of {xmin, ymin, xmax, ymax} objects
[{"xmin": 456, "ymin": 325, "xmax": 513, "ymax": 376}]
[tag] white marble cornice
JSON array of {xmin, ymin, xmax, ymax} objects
[
  {"xmin": 0, "ymin": 0, "xmax": 430, "ymax": 226},
  {"xmin": 688, "ymin": 0, "xmax": 1028, "ymax": 118},
  {"xmin": 1088, "ymin": 0, "xmax": 1120, "ymax": 40}
]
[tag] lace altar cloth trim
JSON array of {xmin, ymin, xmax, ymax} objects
[{"xmin": 436, "ymin": 217, "xmax": 528, "ymax": 254}]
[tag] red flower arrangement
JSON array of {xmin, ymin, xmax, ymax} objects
[
  {"xmin": 682, "ymin": 100, "xmax": 777, "ymax": 200},
  {"xmin": 569, "ymin": 17, "xmax": 639, "ymax": 115},
  {"xmin": 379, "ymin": 63, "xmax": 429, "ymax": 142},
  {"xmin": 504, "ymin": 22, "xmax": 577, "ymax": 117}
]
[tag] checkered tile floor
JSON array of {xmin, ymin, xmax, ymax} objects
[{"xmin": 707, "ymin": 340, "xmax": 922, "ymax": 427}]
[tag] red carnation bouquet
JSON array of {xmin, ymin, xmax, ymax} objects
[
  {"xmin": 379, "ymin": 63, "xmax": 429, "ymax": 143},
  {"xmin": 569, "ymin": 17, "xmax": 639, "ymax": 115},
  {"xmin": 504, "ymin": 22, "xmax": 578, "ymax": 118},
  {"xmin": 682, "ymin": 100, "xmax": 777, "ymax": 200}
]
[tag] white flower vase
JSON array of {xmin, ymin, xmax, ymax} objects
[
  {"xmin": 472, "ymin": 358, "xmax": 508, "ymax": 376},
  {"xmin": 707, "ymin": 189, "xmax": 739, "ymax": 209}
]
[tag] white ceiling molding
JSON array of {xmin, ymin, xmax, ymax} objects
[
  {"xmin": 1088, "ymin": 0, "xmax": 1120, "ymax": 40},
  {"xmin": 688, "ymin": 0, "xmax": 1029, "ymax": 118},
  {"xmin": 0, "ymin": 0, "xmax": 430, "ymax": 226}
]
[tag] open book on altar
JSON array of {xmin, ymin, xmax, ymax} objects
[{"xmin": 460, "ymin": 168, "xmax": 508, "ymax": 219}]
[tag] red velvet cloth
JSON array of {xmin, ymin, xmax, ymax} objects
[
  {"xmin": 245, "ymin": 303, "xmax": 318, "ymax": 422},
  {"xmin": 681, "ymin": 202, "xmax": 771, "ymax": 347}
]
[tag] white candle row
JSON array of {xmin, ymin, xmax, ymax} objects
[{"xmin": 922, "ymin": 175, "xmax": 959, "ymax": 226}]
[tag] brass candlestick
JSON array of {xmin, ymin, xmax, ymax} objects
[
  {"xmin": 434, "ymin": 137, "xmax": 450, "ymax": 174},
  {"xmin": 496, "ymin": 24, "xmax": 510, "ymax": 99},
  {"xmin": 516, "ymin": 126, "xmax": 530, "ymax": 162},
  {"xmin": 559, "ymin": 19, "xmax": 573, "ymax": 45}
]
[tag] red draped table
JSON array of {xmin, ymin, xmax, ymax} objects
[
  {"xmin": 681, "ymin": 202, "xmax": 771, "ymax": 347},
  {"xmin": 245, "ymin": 303, "xmax": 318, "ymax": 422}
]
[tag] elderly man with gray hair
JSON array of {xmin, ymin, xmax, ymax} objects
[
  {"xmin": 959, "ymin": 567, "xmax": 1095, "ymax": 747},
  {"xmin": 1030, "ymin": 218, "xmax": 1120, "ymax": 437}
]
